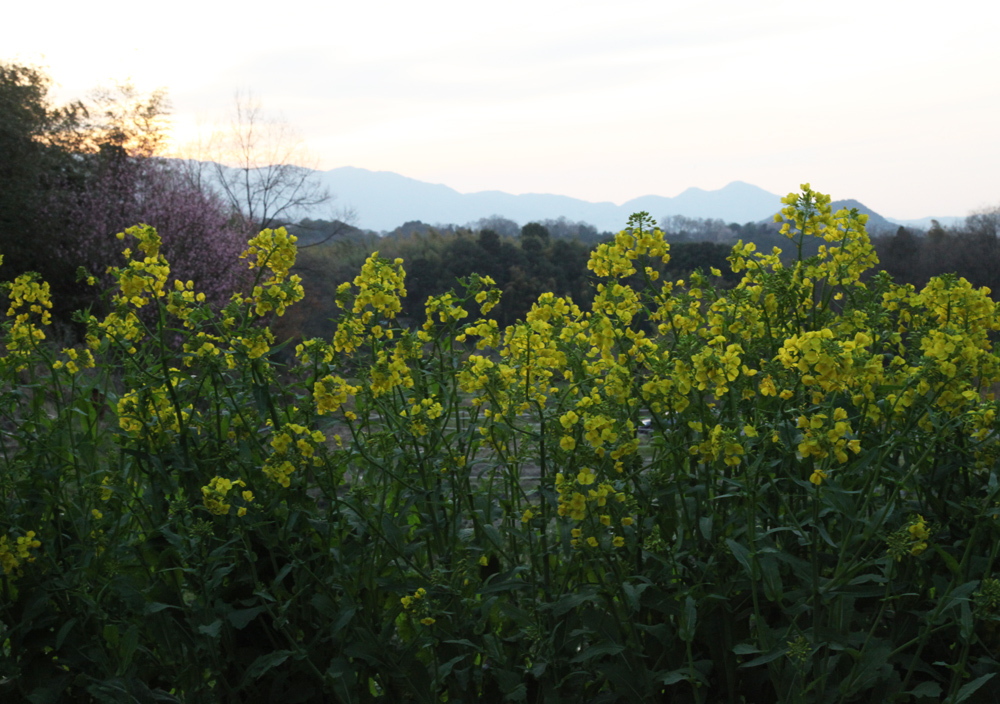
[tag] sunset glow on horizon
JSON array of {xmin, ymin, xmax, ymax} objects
[{"xmin": 8, "ymin": 0, "xmax": 999, "ymax": 220}]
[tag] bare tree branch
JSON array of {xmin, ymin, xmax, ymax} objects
[{"xmin": 206, "ymin": 91, "xmax": 333, "ymax": 233}]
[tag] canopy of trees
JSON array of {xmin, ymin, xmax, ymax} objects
[{"xmin": 874, "ymin": 212, "xmax": 1000, "ymax": 293}]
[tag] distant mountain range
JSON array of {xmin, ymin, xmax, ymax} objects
[
  {"xmin": 312, "ymin": 168, "xmax": 793, "ymax": 233},
  {"xmin": 200, "ymin": 163, "xmax": 964, "ymax": 234},
  {"xmin": 826, "ymin": 200, "xmax": 963, "ymax": 234}
]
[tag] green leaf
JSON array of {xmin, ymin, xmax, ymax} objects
[
  {"xmin": 679, "ymin": 596, "xmax": 697, "ymax": 642},
  {"xmin": 658, "ymin": 668, "xmax": 693, "ymax": 685},
  {"xmin": 622, "ymin": 580, "xmax": 650, "ymax": 613},
  {"xmin": 103, "ymin": 624, "xmax": 119, "ymax": 648},
  {"xmin": 380, "ymin": 514, "xmax": 405, "ymax": 554},
  {"xmin": 481, "ymin": 523, "xmax": 503, "ymax": 550},
  {"xmin": 271, "ymin": 562, "xmax": 294, "ymax": 588},
  {"xmin": 816, "ymin": 523, "xmax": 837, "ymax": 549},
  {"xmin": 699, "ymin": 516, "xmax": 713, "ymax": 540},
  {"xmin": 197, "ymin": 620, "xmax": 222, "ymax": 639},
  {"xmin": 206, "ymin": 563, "xmax": 235, "ymax": 591},
  {"xmin": 481, "ymin": 576, "xmax": 532, "ymax": 595},
  {"xmin": 838, "ymin": 641, "xmax": 891, "ymax": 699},
  {"xmin": 739, "ymin": 647, "xmax": 786, "ymax": 668},
  {"xmin": 732, "ymin": 643, "xmax": 763, "ymax": 655},
  {"xmin": 932, "ymin": 544, "xmax": 963, "ymax": 578},
  {"xmin": 952, "ymin": 673, "xmax": 995, "ymax": 703},
  {"xmin": 228, "ymin": 606, "xmax": 266, "ymax": 630},
  {"xmin": 243, "ymin": 650, "xmax": 293, "ymax": 683},
  {"xmin": 55, "ymin": 618, "xmax": 77, "ymax": 651},
  {"xmin": 960, "ymin": 600, "xmax": 974, "ymax": 642},
  {"xmin": 310, "ymin": 593, "xmax": 337, "ymax": 617},
  {"xmin": 546, "ymin": 588, "xmax": 597, "ymax": 617},
  {"xmin": 570, "ymin": 641, "xmax": 626, "ymax": 663},
  {"xmin": 726, "ymin": 538, "xmax": 758, "ymax": 580},
  {"xmin": 331, "ymin": 605, "xmax": 357, "ymax": 637},
  {"xmin": 120, "ymin": 625, "xmax": 139, "ymax": 670},
  {"xmin": 26, "ymin": 679, "xmax": 70, "ymax": 704},
  {"xmin": 909, "ymin": 681, "xmax": 942, "ymax": 698},
  {"xmin": 760, "ymin": 554, "xmax": 783, "ymax": 602},
  {"xmin": 434, "ymin": 655, "xmax": 467, "ymax": 683}
]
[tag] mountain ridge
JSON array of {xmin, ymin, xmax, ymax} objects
[
  {"xmin": 312, "ymin": 168, "xmax": 789, "ymax": 232},
  {"xmin": 193, "ymin": 162, "xmax": 964, "ymax": 233}
]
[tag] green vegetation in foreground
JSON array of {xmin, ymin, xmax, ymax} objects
[{"xmin": 4, "ymin": 186, "xmax": 1000, "ymax": 703}]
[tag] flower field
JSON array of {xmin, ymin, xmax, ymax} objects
[{"xmin": 2, "ymin": 185, "xmax": 1000, "ymax": 702}]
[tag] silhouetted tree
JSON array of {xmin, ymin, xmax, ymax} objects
[
  {"xmin": 203, "ymin": 91, "xmax": 333, "ymax": 232},
  {"xmin": 0, "ymin": 62, "xmax": 85, "ymax": 289}
]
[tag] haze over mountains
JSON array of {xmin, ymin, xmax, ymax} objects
[
  {"xmin": 209, "ymin": 163, "xmax": 963, "ymax": 234},
  {"xmin": 314, "ymin": 168, "xmax": 791, "ymax": 232}
]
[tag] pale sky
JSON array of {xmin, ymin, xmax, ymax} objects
[{"xmin": 7, "ymin": 0, "xmax": 999, "ymax": 220}]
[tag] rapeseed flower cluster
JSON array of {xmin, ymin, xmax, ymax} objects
[
  {"xmin": 554, "ymin": 470, "xmax": 630, "ymax": 548},
  {"xmin": 240, "ymin": 228, "xmax": 305, "ymax": 317},
  {"xmin": 400, "ymin": 587, "xmax": 436, "ymax": 626},
  {"xmin": 313, "ymin": 375, "xmax": 359, "ymax": 416},
  {"xmin": 3, "ymin": 273, "xmax": 53, "ymax": 370},
  {"xmin": 0, "ymin": 531, "xmax": 41, "ymax": 578},
  {"xmin": 399, "ymin": 397, "xmax": 444, "ymax": 437},
  {"xmin": 329, "ymin": 252, "xmax": 407, "ymax": 355},
  {"xmin": 201, "ymin": 476, "xmax": 254, "ymax": 516},
  {"xmin": 688, "ymin": 423, "xmax": 746, "ymax": 468},
  {"xmin": 116, "ymin": 375, "xmax": 194, "ymax": 448},
  {"xmin": 887, "ymin": 516, "xmax": 931, "ymax": 560},
  {"xmin": 796, "ymin": 408, "xmax": 861, "ymax": 465},
  {"xmin": 95, "ymin": 226, "xmax": 175, "ymax": 354},
  {"xmin": 295, "ymin": 338, "xmax": 336, "ymax": 366},
  {"xmin": 181, "ymin": 332, "xmax": 223, "ymax": 366},
  {"xmin": 166, "ymin": 279, "xmax": 206, "ymax": 325},
  {"xmin": 52, "ymin": 347, "xmax": 96, "ymax": 375},
  {"xmin": 263, "ymin": 423, "xmax": 326, "ymax": 487},
  {"xmin": 587, "ymin": 212, "xmax": 670, "ymax": 279},
  {"xmin": 111, "ymin": 225, "xmax": 171, "ymax": 308},
  {"xmin": 343, "ymin": 252, "xmax": 406, "ymax": 320},
  {"xmin": 231, "ymin": 327, "xmax": 275, "ymax": 361},
  {"xmin": 420, "ymin": 292, "xmax": 468, "ymax": 335}
]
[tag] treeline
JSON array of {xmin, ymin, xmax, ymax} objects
[
  {"xmin": 873, "ymin": 215, "xmax": 1000, "ymax": 292},
  {"xmin": 275, "ymin": 218, "xmax": 738, "ymax": 342},
  {"xmin": 661, "ymin": 211, "xmax": 1000, "ymax": 296},
  {"xmin": 385, "ymin": 215, "xmax": 613, "ymax": 246},
  {"xmin": 280, "ymin": 221, "xmax": 595, "ymax": 341},
  {"xmin": 277, "ymin": 208, "xmax": 1000, "ymax": 345}
]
